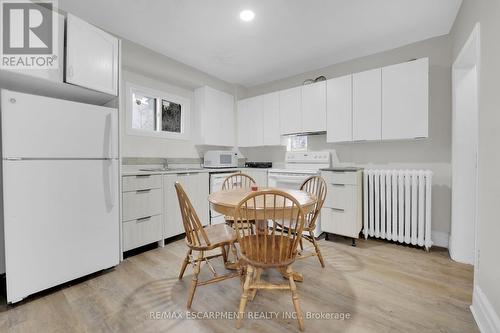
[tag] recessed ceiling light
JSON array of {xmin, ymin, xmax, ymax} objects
[{"xmin": 240, "ymin": 10, "xmax": 255, "ymax": 22}]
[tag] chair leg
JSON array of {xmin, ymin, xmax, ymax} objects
[
  {"xmin": 221, "ymin": 245, "xmax": 228, "ymax": 264},
  {"xmin": 249, "ymin": 268, "xmax": 262, "ymax": 301},
  {"xmin": 287, "ymin": 266, "xmax": 304, "ymax": 331},
  {"xmin": 309, "ymin": 231, "xmax": 325, "ymax": 268},
  {"xmin": 237, "ymin": 265, "xmax": 254, "ymax": 329},
  {"xmin": 187, "ymin": 251, "xmax": 203, "ymax": 309},
  {"xmin": 299, "ymin": 238, "xmax": 304, "ymax": 252},
  {"xmin": 179, "ymin": 249, "xmax": 192, "ymax": 280}
]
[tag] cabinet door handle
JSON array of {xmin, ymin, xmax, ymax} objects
[
  {"xmin": 331, "ymin": 183, "xmax": 346, "ymax": 187},
  {"xmin": 136, "ymin": 175, "xmax": 151, "ymax": 178},
  {"xmin": 136, "ymin": 189, "xmax": 151, "ymax": 193},
  {"xmin": 331, "ymin": 208, "xmax": 345, "ymax": 212},
  {"xmin": 137, "ymin": 216, "xmax": 152, "ymax": 222}
]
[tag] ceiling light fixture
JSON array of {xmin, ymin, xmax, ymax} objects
[{"xmin": 239, "ymin": 10, "xmax": 255, "ymax": 22}]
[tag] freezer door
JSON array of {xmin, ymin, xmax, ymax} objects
[
  {"xmin": 1, "ymin": 90, "xmax": 118, "ymax": 158},
  {"xmin": 3, "ymin": 160, "xmax": 119, "ymax": 303}
]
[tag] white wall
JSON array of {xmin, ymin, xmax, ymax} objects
[
  {"xmin": 451, "ymin": 1, "xmax": 500, "ymax": 331},
  {"xmin": 241, "ymin": 35, "xmax": 453, "ymax": 241},
  {"xmin": 120, "ymin": 39, "xmax": 242, "ymax": 158},
  {"xmin": 121, "ymin": 70, "xmax": 200, "ymax": 158}
]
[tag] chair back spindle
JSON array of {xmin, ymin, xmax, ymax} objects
[{"xmin": 222, "ymin": 173, "xmax": 256, "ymax": 191}]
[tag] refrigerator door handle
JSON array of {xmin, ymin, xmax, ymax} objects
[
  {"xmin": 103, "ymin": 113, "xmax": 113, "ymax": 158},
  {"xmin": 103, "ymin": 159, "xmax": 115, "ymax": 211}
]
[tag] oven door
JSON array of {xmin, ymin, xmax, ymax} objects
[
  {"xmin": 267, "ymin": 171, "xmax": 322, "ymax": 237},
  {"xmin": 268, "ymin": 172, "xmax": 311, "ymax": 189}
]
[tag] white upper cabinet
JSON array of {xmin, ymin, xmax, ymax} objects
[
  {"xmin": 301, "ymin": 81, "xmax": 326, "ymax": 132},
  {"xmin": 279, "ymin": 86, "xmax": 302, "ymax": 135},
  {"xmin": 262, "ymin": 92, "xmax": 281, "ymax": 145},
  {"xmin": 66, "ymin": 14, "xmax": 119, "ymax": 96},
  {"xmin": 238, "ymin": 92, "xmax": 282, "ymax": 148},
  {"xmin": 382, "ymin": 58, "xmax": 429, "ymax": 140},
  {"xmin": 352, "ymin": 68, "xmax": 382, "ymax": 141},
  {"xmin": 326, "ymin": 75, "xmax": 352, "ymax": 143},
  {"xmin": 194, "ymin": 86, "xmax": 235, "ymax": 146},
  {"xmin": 237, "ymin": 99, "xmax": 251, "ymax": 147},
  {"xmin": 237, "ymin": 96, "xmax": 263, "ymax": 147}
]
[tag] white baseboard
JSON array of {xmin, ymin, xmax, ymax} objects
[
  {"xmin": 431, "ymin": 230, "xmax": 449, "ymax": 248},
  {"xmin": 471, "ymin": 285, "xmax": 500, "ymax": 333}
]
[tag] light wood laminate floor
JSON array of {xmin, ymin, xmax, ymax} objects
[{"xmin": 0, "ymin": 237, "xmax": 478, "ymax": 332}]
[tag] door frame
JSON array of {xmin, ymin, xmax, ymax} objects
[{"xmin": 450, "ymin": 23, "xmax": 480, "ymax": 269}]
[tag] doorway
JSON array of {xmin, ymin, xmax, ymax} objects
[{"xmin": 450, "ymin": 24, "xmax": 480, "ymax": 265}]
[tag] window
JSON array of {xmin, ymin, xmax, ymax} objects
[
  {"xmin": 287, "ymin": 135, "xmax": 308, "ymax": 152},
  {"xmin": 161, "ymin": 100, "xmax": 182, "ymax": 133},
  {"xmin": 126, "ymin": 82, "xmax": 190, "ymax": 140},
  {"xmin": 132, "ymin": 93, "xmax": 156, "ymax": 131}
]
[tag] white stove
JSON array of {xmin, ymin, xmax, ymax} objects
[
  {"xmin": 268, "ymin": 151, "xmax": 331, "ymax": 175},
  {"xmin": 268, "ymin": 151, "xmax": 332, "ymax": 237}
]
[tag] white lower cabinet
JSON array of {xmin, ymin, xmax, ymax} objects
[
  {"xmin": 164, "ymin": 173, "xmax": 209, "ymax": 239},
  {"xmin": 122, "ymin": 215, "xmax": 162, "ymax": 252},
  {"xmin": 321, "ymin": 170, "xmax": 363, "ymax": 240},
  {"xmin": 122, "ymin": 189, "xmax": 162, "ymax": 221},
  {"xmin": 122, "ymin": 172, "xmax": 210, "ymax": 252},
  {"xmin": 121, "ymin": 175, "xmax": 163, "ymax": 251}
]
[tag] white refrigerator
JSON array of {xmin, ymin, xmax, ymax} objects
[{"xmin": 1, "ymin": 90, "xmax": 120, "ymax": 303}]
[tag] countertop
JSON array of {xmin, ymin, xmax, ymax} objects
[
  {"xmin": 320, "ymin": 167, "xmax": 364, "ymax": 172},
  {"xmin": 121, "ymin": 167, "xmax": 271, "ymax": 177}
]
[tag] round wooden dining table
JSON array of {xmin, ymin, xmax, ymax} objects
[
  {"xmin": 208, "ymin": 187, "xmax": 318, "ymax": 217},
  {"xmin": 208, "ymin": 187, "xmax": 318, "ymax": 281}
]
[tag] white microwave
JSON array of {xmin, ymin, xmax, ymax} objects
[{"xmin": 204, "ymin": 151, "xmax": 238, "ymax": 168}]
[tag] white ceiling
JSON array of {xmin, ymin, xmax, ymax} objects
[{"xmin": 59, "ymin": 0, "xmax": 462, "ymax": 87}]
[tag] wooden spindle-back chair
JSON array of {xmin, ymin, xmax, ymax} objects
[
  {"xmin": 175, "ymin": 182, "xmax": 239, "ymax": 309},
  {"xmin": 221, "ymin": 172, "xmax": 257, "ymax": 226},
  {"xmin": 221, "ymin": 172, "xmax": 256, "ymax": 191},
  {"xmin": 298, "ymin": 175, "xmax": 327, "ymax": 267},
  {"xmin": 233, "ymin": 189, "xmax": 306, "ymax": 331}
]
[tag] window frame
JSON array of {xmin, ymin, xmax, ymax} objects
[
  {"xmin": 286, "ymin": 135, "xmax": 308, "ymax": 152},
  {"xmin": 125, "ymin": 82, "xmax": 190, "ymax": 140}
]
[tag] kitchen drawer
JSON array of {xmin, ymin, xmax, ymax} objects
[
  {"xmin": 122, "ymin": 188, "xmax": 162, "ymax": 221},
  {"xmin": 122, "ymin": 215, "xmax": 162, "ymax": 251},
  {"xmin": 321, "ymin": 207, "xmax": 359, "ymax": 238},
  {"xmin": 122, "ymin": 174, "xmax": 162, "ymax": 192},
  {"xmin": 322, "ymin": 171, "xmax": 359, "ymax": 185},
  {"xmin": 324, "ymin": 183, "xmax": 355, "ymax": 210}
]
